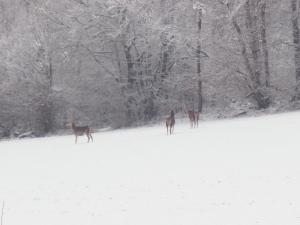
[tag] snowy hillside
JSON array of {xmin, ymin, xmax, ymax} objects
[{"xmin": 0, "ymin": 113, "xmax": 300, "ymax": 225}]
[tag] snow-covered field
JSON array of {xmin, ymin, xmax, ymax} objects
[{"xmin": 1, "ymin": 112, "xmax": 300, "ymax": 225}]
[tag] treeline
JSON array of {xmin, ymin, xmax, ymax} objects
[{"xmin": 0, "ymin": 0, "xmax": 298, "ymax": 138}]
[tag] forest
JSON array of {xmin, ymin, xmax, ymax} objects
[{"xmin": 0, "ymin": 0, "xmax": 298, "ymax": 138}]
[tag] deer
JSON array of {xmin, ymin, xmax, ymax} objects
[
  {"xmin": 69, "ymin": 120, "xmax": 93, "ymax": 144},
  {"xmin": 187, "ymin": 110, "xmax": 199, "ymax": 128},
  {"xmin": 166, "ymin": 110, "xmax": 175, "ymax": 135}
]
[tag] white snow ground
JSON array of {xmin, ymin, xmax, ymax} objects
[{"xmin": 1, "ymin": 112, "xmax": 300, "ymax": 225}]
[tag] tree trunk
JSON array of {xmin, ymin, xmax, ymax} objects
[
  {"xmin": 123, "ymin": 44, "xmax": 138, "ymax": 125},
  {"xmin": 124, "ymin": 45, "xmax": 136, "ymax": 89},
  {"xmin": 292, "ymin": 0, "xmax": 300, "ymax": 98},
  {"xmin": 245, "ymin": 0, "xmax": 261, "ymax": 88},
  {"xmin": 197, "ymin": 9, "xmax": 203, "ymax": 113},
  {"xmin": 156, "ymin": 0, "xmax": 175, "ymax": 100},
  {"xmin": 232, "ymin": 19, "xmax": 254, "ymax": 82},
  {"xmin": 260, "ymin": 1, "xmax": 271, "ymax": 87},
  {"xmin": 42, "ymin": 56, "xmax": 54, "ymax": 134}
]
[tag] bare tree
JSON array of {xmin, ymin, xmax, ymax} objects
[{"xmin": 0, "ymin": 0, "xmax": 297, "ymax": 137}]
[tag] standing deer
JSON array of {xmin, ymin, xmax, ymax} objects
[
  {"xmin": 187, "ymin": 110, "xmax": 199, "ymax": 128},
  {"xmin": 166, "ymin": 110, "xmax": 175, "ymax": 135},
  {"xmin": 70, "ymin": 121, "xmax": 93, "ymax": 144}
]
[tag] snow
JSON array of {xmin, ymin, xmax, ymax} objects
[{"xmin": 1, "ymin": 112, "xmax": 300, "ymax": 225}]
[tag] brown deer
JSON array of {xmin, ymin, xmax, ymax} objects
[
  {"xmin": 166, "ymin": 110, "xmax": 175, "ymax": 135},
  {"xmin": 70, "ymin": 121, "xmax": 93, "ymax": 144},
  {"xmin": 187, "ymin": 110, "xmax": 199, "ymax": 128}
]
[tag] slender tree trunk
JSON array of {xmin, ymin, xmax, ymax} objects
[
  {"xmin": 232, "ymin": 19, "xmax": 254, "ymax": 82},
  {"xmin": 157, "ymin": 0, "xmax": 175, "ymax": 100},
  {"xmin": 245, "ymin": 0, "xmax": 261, "ymax": 88},
  {"xmin": 161, "ymin": 47, "xmax": 169, "ymax": 79},
  {"xmin": 291, "ymin": 0, "xmax": 300, "ymax": 98},
  {"xmin": 197, "ymin": 8, "xmax": 203, "ymax": 113},
  {"xmin": 159, "ymin": 0, "xmax": 169, "ymax": 80},
  {"xmin": 260, "ymin": 1, "xmax": 271, "ymax": 87},
  {"xmin": 48, "ymin": 56, "xmax": 53, "ymax": 88},
  {"xmin": 123, "ymin": 44, "xmax": 138, "ymax": 125},
  {"xmin": 43, "ymin": 55, "xmax": 53, "ymax": 134},
  {"xmin": 124, "ymin": 45, "xmax": 135, "ymax": 89}
]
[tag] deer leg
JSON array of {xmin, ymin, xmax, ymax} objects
[
  {"xmin": 75, "ymin": 135, "xmax": 77, "ymax": 144},
  {"xmin": 89, "ymin": 128, "xmax": 93, "ymax": 142},
  {"xmin": 86, "ymin": 132, "xmax": 90, "ymax": 143},
  {"xmin": 190, "ymin": 119, "xmax": 194, "ymax": 128}
]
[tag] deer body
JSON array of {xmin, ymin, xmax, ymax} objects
[
  {"xmin": 166, "ymin": 110, "xmax": 175, "ymax": 135},
  {"xmin": 188, "ymin": 110, "xmax": 199, "ymax": 128},
  {"xmin": 71, "ymin": 122, "xmax": 93, "ymax": 143}
]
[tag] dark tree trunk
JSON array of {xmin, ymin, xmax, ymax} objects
[
  {"xmin": 161, "ymin": 48, "xmax": 169, "ymax": 79},
  {"xmin": 156, "ymin": 0, "xmax": 175, "ymax": 100},
  {"xmin": 245, "ymin": 0, "xmax": 261, "ymax": 88},
  {"xmin": 42, "ymin": 56, "xmax": 54, "ymax": 134},
  {"xmin": 123, "ymin": 44, "xmax": 138, "ymax": 125},
  {"xmin": 260, "ymin": 1, "xmax": 271, "ymax": 87},
  {"xmin": 232, "ymin": 19, "xmax": 254, "ymax": 81},
  {"xmin": 291, "ymin": 0, "xmax": 300, "ymax": 98},
  {"xmin": 124, "ymin": 45, "xmax": 135, "ymax": 89},
  {"xmin": 197, "ymin": 9, "xmax": 203, "ymax": 113}
]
